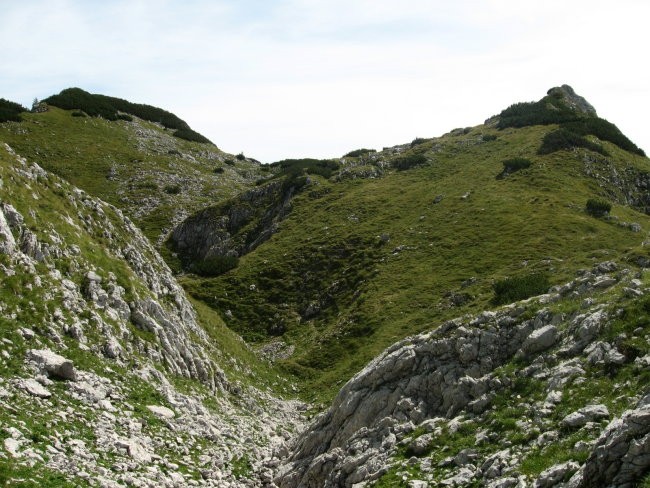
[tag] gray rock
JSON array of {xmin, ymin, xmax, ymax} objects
[
  {"xmin": 533, "ymin": 461, "xmax": 579, "ymax": 488},
  {"xmin": 0, "ymin": 206, "xmax": 16, "ymax": 255},
  {"xmin": 147, "ymin": 405, "xmax": 176, "ymax": 419},
  {"xmin": 561, "ymin": 404, "xmax": 610, "ymax": 428},
  {"xmin": 521, "ymin": 325, "xmax": 558, "ymax": 356},
  {"xmin": 408, "ymin": 481, "xmax": 428, "ymax": 488},
  {"xmin": 20, "ymin": 378, "xmax": 52, "ymax": 398},
  {"xmin": 26, "ymin": 348, "xmax": 77, "ymax": 381},
  {"xmin": 568, "ymin": 405, "xmax": 650, "ymax": 487},
  {"xmin": 407, "ymin": 433, "xmax": 433, "ymax": 456}
]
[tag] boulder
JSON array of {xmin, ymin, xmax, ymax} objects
[
  {"xmin": 20, "ymin": 378, "xmax": 52, "ymax": 398},
  {"xmin": 534, "ymin": 461, "xmax": 579, "ymax": 488},
  {"xmin": 26, "ymin": 348, "xmax": 77, "ymax": 381},
  {"xmin": 561, "ymin": 404, "xmax": 610, "ymax": 428},
  {"xmin": 520, "ymin": 325, "xmax": 558, "ymax": 356}
]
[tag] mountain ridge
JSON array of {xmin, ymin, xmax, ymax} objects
[{"xmin": 1, "ymin": 84, "xmax": 650, "ymax": 487}]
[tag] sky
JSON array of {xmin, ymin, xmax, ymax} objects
[{"xmin": 1, "ymin": 0, "xmax": 649, "ymax": 163}]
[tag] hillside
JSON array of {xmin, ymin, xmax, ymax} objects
[
  {"xmin": 0, "ymin": 143, "xmax": 302, "ymax": 486},
  {"xmin": 0, "ymin": 89, "xmax": 266, "ymax": 245},
  {"xmin": 174, "ymin": 86, "xmax": 650, "ymax": 405},
  {"xmin": 1, "ymin": 85, "xmax": 650, "ymax": 487}
]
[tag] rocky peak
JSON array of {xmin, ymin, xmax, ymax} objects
[{"xmin": 547, "ymin": 84, "xmax": 597, "ymax": 116}]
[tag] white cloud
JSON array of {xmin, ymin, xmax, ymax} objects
[{"xmin": 1, "ymin": 0, "xmax": 649, "ymax": 161}]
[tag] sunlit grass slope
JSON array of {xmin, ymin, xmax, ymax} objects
[{"xmin": 183, "ymin": 124, "xmax": 650, "ymax": 403}]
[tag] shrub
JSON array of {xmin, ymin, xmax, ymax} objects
[
  {"xmin": 190, "ymin": 255, "xmax": 239, "ymax": 276},
  {"xmin": 164, "ymin": 184, "xmax": 181, "ymax": 194},
  {"xmin": 497, "ymin": 98, "xmax": 576, "ymax": 129},
  {"xmin": 224, "ymin": 159, "xmax": 235, "ymax": 166},
  {"xmin": 44, "ymin": 87, "xmax": 213, "ymax": 142},
  {"xmin": 538, "ymin": 129, "xmax": 608, "ymax": 156},
  {"xmin": 563, "ymin": 118, "xmax": 645, "ymax": 156},
  {"xmin": 492, "ymin": 273, "xmax": 550, "ymax": 305},
  {"xmin": 271, "ymin": 158, "xmax": 340, "ymax": 180},
  {"xmin": 235, "ymin": 153, "xmax": 246, "ymax": 161},
  {"xmin": 503, "ymin": 157, "xmax": 531, "ymax": 172},
  {"xmin": 117, "ymin": 113, "xmax": 133, "ymax": 121},
  {"xmin": 173, "ymin": 128, "xmax": 211, "ymax": 144},
  {"xmin": 0, "ymin": 98, "xmax": 27, "ymax": 122},
  {"xmin": 214, "ymin": 167, "xmax": 225, "ymax": 174},
  {"xmin": 586, "ymin": 198, "xmax": 612, "ymax": 217},
  {"xmin": 392, "ymin": 153, "xmax": 427, "ymax": 171},
  {"xmin": 71, "ymin": 110, "xmax": 87, "ymax": 117},
  {"xmin": 482, "ymin": 134, "xmax": 497, "ymax": 141},
  {"xmin": 343, "ymin": 148, "xmax": 376, "ymax": 158},
  {"xmin": 410, "ymin": 137, "xmax": 428, "ymax": 147}
]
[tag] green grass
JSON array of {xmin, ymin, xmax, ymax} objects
[
  {"xmin": 183, "ymin": 124, "xmax": 650, "ymax": 403},
  {"xmin": 0, "ymin": 106, "xmax": 264, "ymax": 242}
]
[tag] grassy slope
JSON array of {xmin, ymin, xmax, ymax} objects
[
  {"xmin": 183, "ymin": 124, "xmax": 650, "ymax": 404},
  {"xmin": 0, "ymin": 107, "xmax": 264, "ymax": 244}
]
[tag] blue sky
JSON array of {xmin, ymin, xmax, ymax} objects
[{"xmin": 1, "ymin": 0, "xmax": 649, "ymax": 162}]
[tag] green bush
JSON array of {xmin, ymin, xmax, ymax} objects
[
  {"xmin": 410, "ymin": 137, "xmax": 429, "ymax": 147},
  {"xmin": 563, "ymin": 118, "xmax": 645, "ymax": 156},
  {"xmin": 117, "ymin": 113, "xmax": 133, "ymax": 121},
  {"xmin": 497, "ymin": 97, "xmax": 576, "ymax": 129},
  {"xmin": 271, "ymin": 158, "xmax": 340, "ymax": 180},
  {"xmin": 235, "ymin": 153, "xmax": 246, "ymax": 161},
  {"xmin": 71, "ymin": 110, "xmax": 87, "ymax": 117},
  {"xmin": 0, "ymin": 98, "xmax": 27, "ymax": 122},
  {"xmin": 164, "ymin": 184, "xmax": 181, "ymax": 194},
  {"xmin": 492, "ymin": 273, "xmax": 550, "ymax": 305},
  {"xmin": 538, "ymin": 129, "xmax": 608, "ymax": 156},
  {"xmin": 497, "ymin": 157, "xmax": 531, "ymax": 179},
  {"xmin": 343, "ymin": 148, "xmax": 376, "ymax": 158},
  {"xmin": 495, "ymin": 90, "xmax": 644, "ymax": 156},
  {"xmin": 190, "ymin": 255, "xmax": 239, "ymax": 277},
  {"xmin": 173, "ymin": 128, "xmax": 211, "ymax": 143},
  {"xmin": 586, "ymin": 198, "xmax": 612, "ymax": 217},
  {"xmin": 392, "ymin": 153, "xmax": 427, "ymax": 171},
  {"xmin": 44, "ymin": 87, "xmax": 212, "ymax": 142},
  {"xmin": 503, "ymin": 157, "xmax": 531, "ymax": 171},
  {"xmin": 214, "ymin": 167, "xmax": 225, "ymax": 174},
  {"xmin": 482, "ymin": 134, "xmax": 498, "ymax": 141}
]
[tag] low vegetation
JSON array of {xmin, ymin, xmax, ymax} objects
[
  {"xmin": 586, "ymin": 198, "xmax": 612, "ymax": 217},
  {"xmin": 491, "ymin": 272, "xmax": 550, "ymax": 305},
  {"xmin": 0, "ymin": 98, "xmax": 26, "ymax": 122}
]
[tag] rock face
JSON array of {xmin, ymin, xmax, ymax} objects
[
  {"xmin": 547, "ymin": 84, "xmax": 597, "ymax": 117},
  {"xmin": 276, "ymin": 263, "xmax": 650, "ymax": 488},
  {"xmin": 169, "ymin": 179, "xmax": 296, "ymax": 266},
  {"xmin": 0, "ymin": 143, "xmax": 305, "ymax": 487},
  {"xmin": 568, "ymin": 397, "xmax": 650, "ymax": 488}
]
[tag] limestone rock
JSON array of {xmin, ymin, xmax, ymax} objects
[
  {"xmin": 561, "ymin": 404, "xmax": 610, "ymax": 428},
  {"xmin": 26, "ymin": 348, "xmax": 77, "ymax": 381},
  {"xmin": 20, "ymin": 378, "xmax": 52, "ymax": 398},
  {"xmin": 147, "ymin": 405, "xmax": 176, "ymax": 419},
  {"xmin": 533, "ymin": 461, "xmax": 579, "ymax": 487}
]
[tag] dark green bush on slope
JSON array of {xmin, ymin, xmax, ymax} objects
[
  {"xmin": 586, "ymin": 198, "xmax": 612, "ymax": 217},
  {"xmin": 497, "ymin": 157, "xmax": 532, "ymax": 179},
  {"xmin": 492, "ymin": 273, "xmax": 550, "ymax": 305},
  {"xmin": 0, "ymin": 98, "xmax": 27, "ymax": 122},
  {"xmin": 190, "ymin": 255, "xmax": 239, "ymax": 277},
  {"xmin": 392, "ymin": 153, "xmax": 427, "ymax": 171},
  {"xmin": 538, "ymin": 129, "xmax": 607, "ymax": 156},
  {"xmin": 44, "ymin": 87, "xmax": 212, "ymax": 143},
  {"xmin": 497, "ymin": 91, "xmax": 645, "ymax": 156},
  {"xmin": 344, "ymin": 148, "xmax": 376, "ymax": 158}
]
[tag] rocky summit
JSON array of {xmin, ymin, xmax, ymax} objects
[{"xmin": 1, "ymin": 86, "xmax": 650, "ymax": 487}]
